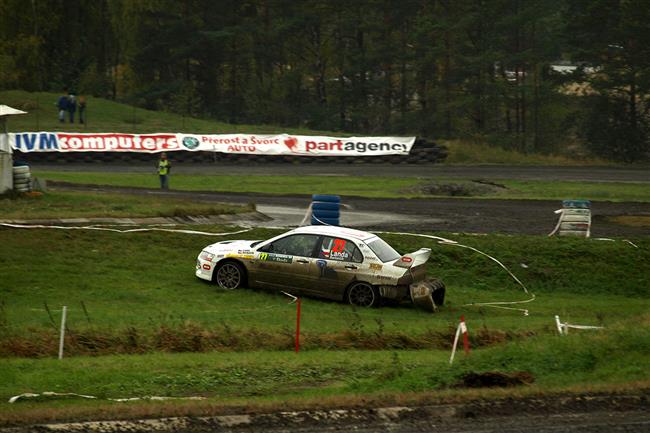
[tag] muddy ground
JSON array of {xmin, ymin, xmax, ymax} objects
[
  {"xmin": 50, "ymin": 181, "xmax": 650, "ymax": 237},
  {"xmin": 3, "ymin": 392, "xmax": 649, "ymax": 432}
]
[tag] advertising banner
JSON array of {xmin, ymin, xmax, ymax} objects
[{"xmin": 9, "ymin": 132, "xmax": 415, "ymax": 156}]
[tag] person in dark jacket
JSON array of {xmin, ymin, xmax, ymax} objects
[
  {"xmin": 78, "ymin": 95, "xmax": 86, "ymax": 124},
  {"xmin": 56, "ymin": 91, "xmax": 68, "ymax": 122},
  {"xmin": 67, "ymin": 93, "xmax": 77, "ymax": 123}
]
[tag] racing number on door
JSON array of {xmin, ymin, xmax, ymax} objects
[{"xmin": 332, "ymin": 239, "xmax": 346, "ymax": 253}]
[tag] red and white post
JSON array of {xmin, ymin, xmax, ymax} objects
[{"xmin": 449, "ymin": 315, "xmax": 470, "ymax": 365}]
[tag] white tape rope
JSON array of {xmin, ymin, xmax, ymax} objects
[
  {"xmin": 594, "ymin": 238, "xmax": 639, "ymax": 248},
  {"xmin": 308, "ymin": 209, "xmax": 535, "ymax": 315},
  {"xmin": 555, "ymin": 315, "xmax": 603, "ymax": 335},
  {"xmin": 374, "ymin": 231, "xmax": 535, "ymax": 315},
  {"xmin": 0, "ymin": 222, "xmax": 252, "ymax": 237},
  {"xmin": 8, "ymin": 391, "xmax": 206, "ymax": 404},
  {"xmin": 548, "ymin": 209, "xmax": 564, "ymax": 237}
]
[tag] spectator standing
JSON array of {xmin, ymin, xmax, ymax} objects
[
  {"xmin": 157, "ymin": 152, "xmax": 171, "ymax": 189},
  {"xmin": 56, "ymin": 91, "xmax": 68, "ymax": 122},
  {"xmin": 78, "ymin": 95, "xmax": 86, "ymax": 124},
  {"xmin": 67, "ymin": 92, "xmax": 77, "ymax": 123}
]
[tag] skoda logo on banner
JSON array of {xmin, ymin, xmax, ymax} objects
[{"xmin": 182, "ymin": 136, "xmax": 200, "ymax": 150}]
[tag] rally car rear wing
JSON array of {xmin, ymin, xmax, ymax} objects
[{"xmin": 392, "ymin": 248, "xmax": 431, "ymax": 269}]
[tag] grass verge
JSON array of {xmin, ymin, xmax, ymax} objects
[
  {"xmin": 0, "ymin": 191, "xmax": 253, "ymax": 220},
  {"xmin": 2, "ymin": 325, "xmax": 649, "ymax": 426},
  {"xmin": 33, "ymin": 170, "xmax": 650, "ymax": 202},
  {"xmin": 442, "ymin": 139, "xmax": 608, "ymax": 166}
]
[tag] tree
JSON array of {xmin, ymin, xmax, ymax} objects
[{"xmin": 567, "ymin": 0, "xmax": 650, "ymax": 162}]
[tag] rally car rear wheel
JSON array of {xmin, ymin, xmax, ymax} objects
[
  {"xmin": 215, "ymin": 261, "xmax": 245, "ymax": 290},
  {"xmin": 347, "ymin": 282, "xmax": 379, "ymax": 308}
]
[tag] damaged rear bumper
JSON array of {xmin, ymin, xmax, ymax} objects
[
  {"xmin": 409, "ymin": 279, "xmax": 446, "ymax": 312},
  {"xmin": 378, "ymin": 279, "xmax": 446, "ymax": 312}
]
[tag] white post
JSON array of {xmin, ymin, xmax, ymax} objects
[
  {"xmin": 555, "ymin": 315, "xmax": 564, "ymax": 336},
  {"xmin": 449, "ymin": 323, "xmax": 461, "ymax": 365},
  {"xmin": 58, "ymin": 306, "xmax": 67, "ymax": 359}
]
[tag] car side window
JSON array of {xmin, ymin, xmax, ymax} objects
[
  {"xmin": 318, "ymin": 236, "xmax": 363, "ymax": 263},
  {"xmin": 263, "ymin": 234, "xmax": 320, "ymax": 257}
]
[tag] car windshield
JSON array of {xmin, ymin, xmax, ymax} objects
[{"xmin": 365, "ymin": 237, "xmax": 401, "ymax": 262}]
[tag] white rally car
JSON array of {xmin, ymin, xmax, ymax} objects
[{"xmin": 196, "ymin": 225, "xmax": 445, "ymax": 311}]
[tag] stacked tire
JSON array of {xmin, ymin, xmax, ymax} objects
[
  {"xmin": 311, "ymin": 194, "xmax": 340, "ymax": 226},
  {"xmin": 13, "ymin": 164, "xmax": 31, "ymax": 193}
]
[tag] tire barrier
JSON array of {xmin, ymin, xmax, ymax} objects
[
  {"xmin": 311, "ymin": 194, "xmax": 340, "ymax": 226},
  {"xmin": 12, "ymin": 139, "xmax": 447, "ymax": 165},
  {"xmin": 12, "ymin": 163, "xmax": 31, "ymax": 192}
]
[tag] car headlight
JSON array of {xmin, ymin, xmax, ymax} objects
[{"xmin": 200, "ymin": 251, "xmax": 215, "ymax": 262}]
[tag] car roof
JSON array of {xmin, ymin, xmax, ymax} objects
[{"xmin": 289, "ymin": 225, "xmax": 377, "ymax": 241}]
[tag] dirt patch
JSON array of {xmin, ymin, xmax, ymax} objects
[
  {"xmin": 606, "ymin": 215, "xmax": 650, "ymax": 228},
  {"xmin": 457, "ymin": 371, "xmax": 535, "ymax": 388},
  {"xmin": 405, "ymin": 180, "xmax": 507, "ymax": 197}
]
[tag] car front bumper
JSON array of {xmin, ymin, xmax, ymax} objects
[{"xmin": 195, "ymin": 258, "xmax": 214, "ymax": 281}]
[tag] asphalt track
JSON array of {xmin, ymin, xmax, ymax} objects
[{"xmin": 31, "ymin": 163, "xmax": 650, "ymax": 182}]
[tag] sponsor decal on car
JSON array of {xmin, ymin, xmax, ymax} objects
[
  {"xmin": 259, "ymin": 252, "xmax": 293, "ymax": 263},
  {"xmin": 369, "ymin": 263, "xmax": 383, "ymax": 271},
  {"xmin": 225, "ymin": 253, "xmax": 255, "ymax": 259},
  {"xmin": 401, "ymin": 256, "xmax": 413, "ymax": 263},
  {"xmin": 332, "ymin": 239, "xmax": 346, "ymax": 252},
  {"xmin": 316, "ymin": 259, "xmax": 337, "ymax": 279},
  {"xmin": 238, "ymin": 250, "xmax": 255, "ymax": 255},
  {"xmin": 330, "ymin": 251, "xmax": 350, "ymax": 261},
  {"xmin": 202, "ymin": 264, "xmax": 211, "ymax": 270}
]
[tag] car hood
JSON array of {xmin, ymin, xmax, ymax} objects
[{"xmin": 203, "ymin": 240, "xmax": 260, "ymax": 255}]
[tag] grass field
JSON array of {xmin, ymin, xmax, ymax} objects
[
  {"xmin": 0, "ymin": 90, "xmax": 327, "ymax": 136},
  {"xmin": 1, "ymin": 184, "xmax": 649, "ymax": 424},
  {"xmin": 0, "ymin": 223, "xmax": 648, "ymax": 424},
  {"xmin": 2, "ymin": 328, "xmax": 649, "ymax": 425},
  {"xmin": 1, "ymin": 227, "xmax": 647, "ymax": 335},
  {"xmin": 1, "ymin": 89, "xmax": 609, "ymax": 166},
  {"xmin": 0, "ymin": 191, "xmax": 253, "ymax": 220},
  {"xmin": 33, "ymin": 170, "xmax": 650, "ymax": 202}
]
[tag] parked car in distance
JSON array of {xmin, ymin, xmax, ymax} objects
[{"xmin": 196, "ymin": 225, "xmax": 445, "ymax": 311}]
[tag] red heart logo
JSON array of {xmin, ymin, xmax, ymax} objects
[{"xmin": 284, "ymin": 137, "xmax": 298, "ymax": 151}]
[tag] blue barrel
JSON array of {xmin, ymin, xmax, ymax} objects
[{"xmin": 312, "ymin": 194, "xmax": 340, "ymax": 226}]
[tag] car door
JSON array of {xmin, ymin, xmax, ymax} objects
[
  {"xmin": 310, "ymin": 236, "xmax": 364, "ymax": 300},
  {"xmin": 251, "ymin": 234, "xmax": 320, "ymax": 292}
]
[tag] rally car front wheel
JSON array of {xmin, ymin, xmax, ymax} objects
[{"xmin": 214, "ymin": 261, "xmax": 245, "ymax": 290}]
